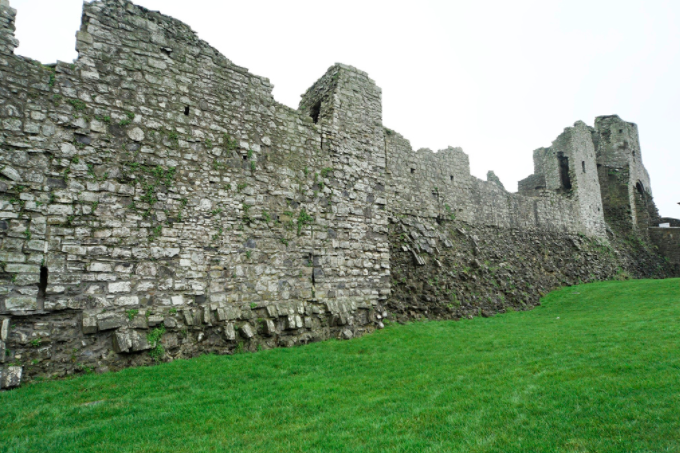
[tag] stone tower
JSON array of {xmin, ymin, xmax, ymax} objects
[
  {"xmin": 593, "ymin": 115, "xmax": 659, "ymax": 235},
  {"xmin": 518, "ymin": 121, "xmax": 606, "ymax": 238}
]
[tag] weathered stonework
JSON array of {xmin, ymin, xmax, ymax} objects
[{"xmin": 0, "ymin": 0, "xmax": 676, "ymax": 389}]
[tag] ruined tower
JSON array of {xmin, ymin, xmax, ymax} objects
[{"xmin": 593, "ymin": 115, "xmax": 659, "ymax": 236}]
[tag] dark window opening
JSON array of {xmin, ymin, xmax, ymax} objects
[
  {"xmin": 410, "ymin": 168, "xmax": 415, "ymax": 174},
  {"xmin": 450, "ymin": 175, "xmax": 454, "ymax": 182},
  {"xmin": 619, "ymin": 129, "xmax": 623, "ymax": 133},
  {"xmin": 557, "ymin": 152, "xmax": 572, "ymax": 191},
  {"xmin": 37, "ymin": 266, "xmax": 48, "ymax": 309},
  {"xmin": 582, "ymin": 161, "xmax": 586, "ymax": 173},
  {"xmin": 161, "ymin": 47, "xmax": 172, "ymax": 56},
  {"xmin": 184, "ymin": 106, "xmax": 190, "ymax": 116},
  {"xmin": 310, "ymin": 101, "xmax": 321, "ymax": 124},
  {"xmin": 635, "ymin": 181, "xmax": 644, "ymax": 195},
  {"xmin": 242, "ymin": 155, "xmax": 248, "ymax": 161}
]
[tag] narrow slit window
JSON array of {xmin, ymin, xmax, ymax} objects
[
  {"xmin": 37, "ymin": 266, "xmax": 48, "ymax": 309},
  {"xmin": 310, "ymin": 101, "xmax": 321, "ymax": 124},
  {"xmin": 184, "ymin": 106, "xmax": 190, "ymax": 116},
  {"xmin": 582, "ymin": 161, "xmax": 586, "ymax": 173},
  {"xmin": 410, "ymin": 168, "xmax": 415, "ymax": 174},
  {"xmin": 450, "ymin": 175, "xmax": 454, "ymax": 182},
  {"xmin": 557, "ymin": 152, "xmax": 572, "ymax": 191}
]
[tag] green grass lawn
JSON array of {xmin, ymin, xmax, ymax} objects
[{"xmin": 1, "ymin": 279, "xmax": 679, "ymax": 453}]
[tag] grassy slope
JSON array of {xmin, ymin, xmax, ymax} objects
[{"xmin": 1, "ymin": 279, "xmax": 679, "ymax": 453}]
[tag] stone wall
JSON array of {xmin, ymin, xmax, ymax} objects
[
  {"xmin": 594, "ymin": 115, "xmax": 657, "ymax": 235},
  {"xmin": 385, "ymin": 132, "xmax": 587, "ymax": 234},
  {"xmin": 0, "ymin": 0, "xmax": 387, "ymax": 386},
  {"xmin": 650, "ymin": 227, "xmax": 680, "ymax": 270},
  {"xmin": 0, "ymin": 0, "xmax": 675, "ymax": 389}
]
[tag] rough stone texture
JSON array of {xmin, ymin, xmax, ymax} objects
[
  {"xmin": 388, "ymin": 217, "xmax": 676, "ymax": 323},
  {"xmin": 1, "ymin": 365, "xmax": 21, "ymax": 388},
  {"xmin": 0, "ymin": 0, "xmax": 676, "ymax": 387},
  {"xmin": 593, "ymin": 115, "xmax": 658, "ymax": 237},
  {"xmin": 649, "ymin": 227, "xmax": 680, "ymax": 270}
]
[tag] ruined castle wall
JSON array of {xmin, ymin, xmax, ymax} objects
[
  {"xmin": 0, "ymin": 0, "xmax": 386, "ymax": 384},
  {"xmin": 0, "ymin": 0, "xmax": 674, "ymax": 389},
  {"xmin": 384, "ymin": 132, "xmax": 586, "ymax": 234},
  {"xmin": 594, "ymin": 116, "xmax": 655, "ymax": 232},
  {"xmin": 518, "ymin": 122, "xmax": 606, "ymax": 237},
  {"xmin": 298, "ymin": 63, "xmax": 391, "ymax": 305},
  {"xmin": 551, "ymin": 122, "xmax": 606, "ymax": 237}
]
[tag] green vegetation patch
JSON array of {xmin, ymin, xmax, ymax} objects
[{"xmin": 1, "ymin": 279, "xmax": 679, "ymax": 452}]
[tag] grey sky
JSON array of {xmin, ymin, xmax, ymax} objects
[{"xmin": 11, "ymin": 0, "xmax": 680, "ymax": 217}]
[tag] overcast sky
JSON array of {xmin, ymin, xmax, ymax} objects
[{"xmin": 10, "ymin": 0, "xmax": 680, "ymax": 218}]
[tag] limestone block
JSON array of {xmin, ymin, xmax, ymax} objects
[
  {"xmin": 131, "ymin": 315, "xmax": 148, "ymax": 329},
  {"xmin": 201, "ymin": 307, "xmax": 212, "ymax": 325},
  {"xmin": 224, "ymin": 323, "xmax": 236, "ymax": 341},
  {"xmin": 285, "ymin": 315, "xmax": 297, "ymax": 330},
  {"xmin": 5, "ymin": 296, "xmax": 37, "ymax": 311},
  {"xmin": 240, "ymin": 323, "xmax": 254, "ymax": 339},
  {"xmin": 97, "ymin": 313, "xmax": 125, "ymax": 331},
  {"xmin": 112, "ymin": 330, "xmax": 132, "ymax": 353},
  {"xmin": 264, "ymin": 319, "xmax": 276, "ymax": 336},
  {"xmin": 130, "ymin": 330, "xmax": 151, "ymax": 352},
  {"xmin": 183, "ymin": 310, "xmax": 195, "ymax": 326},
  {"xmin": 1, "ymin": 366, "xmax": 22, "ymax": 389},
  {"xmin": 285, "ymin": 314, "xmax": 303, "ymax": 330},
  {"xmin": 76, "ymin": 30, "xmax": 93, "ymax": 44},
  {"xmin": 1, "ymin": 166, "xmax": 21, "ymax": 182},
  {"xmin": 88, "ymin": 262, "xmax": 113, "ymax": 272},
  {"xmin": 147, "ymin": 315, "xmax": 164, "ymax": 327},
  {"xmin": 265, "ymin": 305, "xmax": 278, "ymax": 317},
  {"xmin": 171, "ymin": 295, "xmax": 184, "ymax": 306},
  {"xmin": 225, "ymin": 307, "xmax": 241, "ymax": 320},
  {"xmin": 115, "ymin": 296, "xmax": 139, "ymax": 306},
  {"xmin": 0, "ymin": 317, "xmax": 8, "ymax": 341},
  {"xmin": 5, "ymin": 264, "xmax": 39, "ymax": 274},
  {"xmin": 82, "ymin": 316, "xmax": 97, "ymax": 334},
  {"xmin": 108, "ymin": 281, "xmax": 131, "ymax": 293}
]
